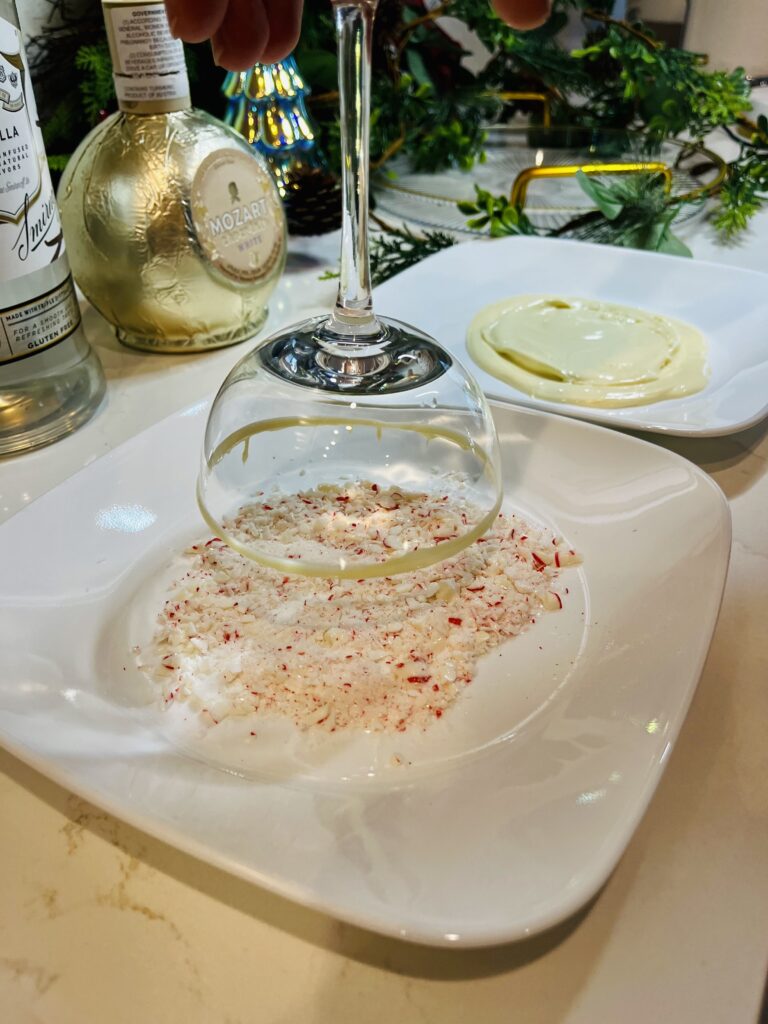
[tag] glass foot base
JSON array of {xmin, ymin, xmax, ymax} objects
[{"xmin": 257, "ymin": 314, "xmax": 452, "ymax": 394}]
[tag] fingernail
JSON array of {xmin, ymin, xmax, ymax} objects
[
  {"xmin": 211, "ymin": 38, "xmax": 224, "ymax": 67},
  {"xmin": 166, "ymin": 10, "xmax": 180, "ymax": 37}
]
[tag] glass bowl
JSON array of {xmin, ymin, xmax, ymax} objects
[{"xmin": 198, "ymin": 312, "xmax": 502, "ymax": 578}]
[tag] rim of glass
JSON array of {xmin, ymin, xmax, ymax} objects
[{"xmin": 198, "ymin": 416, "xmax": 503, "ymax": 579}]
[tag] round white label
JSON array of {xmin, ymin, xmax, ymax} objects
[{"xmin": 190, "ymin": 149, "xmax": 284, "ymax": 284}]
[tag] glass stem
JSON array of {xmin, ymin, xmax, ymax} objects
[{"xmin": 330, "ymin": 0, "xmax": 379, "ymax": 336}]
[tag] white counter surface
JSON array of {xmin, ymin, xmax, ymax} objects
[{"xmin": 2, "ymin": 177, "xmax": 768, "ymax": 1021}]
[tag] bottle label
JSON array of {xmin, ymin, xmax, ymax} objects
[
  {"xmin": 0, "ymin": 275, "xmax": 81, "ymax": 365},
  {"xmin": 104, "ymin": 2, "xmax": 191, "ymax": 111},
  {"xmin": 190, "ymin": 150, "xmax": 285, "ymax": 284},
  {"xmin": 0, "ymin": 18, "xmax": 66, "ymax": 285}
]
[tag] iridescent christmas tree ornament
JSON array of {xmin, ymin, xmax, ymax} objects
[
  {"xmin": 222, "ymin": 56, "xmax": 342, "ymax": 236},
  {"xmin": 222, "ymin": 57, "xmax": 321, "ymax": 189}
]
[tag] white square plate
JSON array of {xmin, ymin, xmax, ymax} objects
[
  {"xmin": 0, "ymin": 400, "xmax": 729, "ymax": 946},
  {"xmin": 375, "ymin": 236, "xmax": 768, "ymax": 436}
]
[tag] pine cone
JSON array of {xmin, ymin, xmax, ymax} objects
[{"xmin": 283, "ymin": 168, "xmax": 342, "ymax": 236}]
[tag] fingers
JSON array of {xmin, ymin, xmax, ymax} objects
[
  {"xmin": 165, "ymin": 0, "xmax": 229, "ymax": 43},
  {"xmin": 491, "ymin": 0, "xmax": 552, "ymax": 30},
  {"xmin": 212, "ymin": 0, "xmax": 271, "ymax": 70},
  {"xmin": 169, "ymin": 0, "xmax": 546, "ymax": 73},
  {"xmin": 259, "ymin": 0, "xmax": 304, "ymax": 65},
  {"xmin": 207, "ymin": 0, "xmax": 302, "ymax": 70}
]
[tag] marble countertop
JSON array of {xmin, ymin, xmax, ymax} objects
[{"xmin": 2, "ymin": 179, "xmax": 768, "ymax": 1021}]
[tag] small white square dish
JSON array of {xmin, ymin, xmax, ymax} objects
[
  {"xmin": 375, "ymin": 236, "xmax": 768, "ymax": 436},
  {"xmin": 0, "ymin": 400, "xmax": 729, "ymax": 946}
]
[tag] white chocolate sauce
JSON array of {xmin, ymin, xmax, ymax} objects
[{"xmin": 467, "ymin": 294, "xmax": 708, "ymax": 407}]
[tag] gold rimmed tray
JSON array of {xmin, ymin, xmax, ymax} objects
[{"xmin": 373, "ymin": 125, "xmax": 726, "ymax": 233}]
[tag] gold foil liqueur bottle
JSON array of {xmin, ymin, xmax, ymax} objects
[
  {"xmin": 58, "ymin": 0, "xmax": 286, "ymax": 353},
  {"xmin": 0, "ymin": 0, "xmax": 105, "ymax": 455}
]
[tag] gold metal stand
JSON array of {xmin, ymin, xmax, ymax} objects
[
  {"xmin": 510, "ymin": 161, "xmax": 673, "ymax": 208},
  {"xmin": 494, "ymin": 91, "xmax": 552, "ymax": 128}
]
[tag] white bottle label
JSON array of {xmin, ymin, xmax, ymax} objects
[
  {"xmin": 0, "ymin": 18, "xmax": 65, "ymax": 283},
  {"xmin": 104, "ymin": 2, "xmax": 190, "ymax": 108},
  {"xmin": 0, "ymin": 277, "xmax": 81, "ymax": 364},
  {"xmin": 0, "ymin": 16, "xmax": 80, "ymax": 365}
]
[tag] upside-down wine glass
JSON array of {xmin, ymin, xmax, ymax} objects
[{"xmin": 197, "ymin": 0, "xmax": 502, "ymax": 578}]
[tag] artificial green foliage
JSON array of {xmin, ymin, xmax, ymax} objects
[
  {"xmin": 29, "ymin": 0, "xmax": 767, "ymax": 241},
  {"xmin": 296, "ymin": 0, "xmax": 494, "ymax": 175},
  {"xmin": 45, "ymin": 154, "xmax": 71, "ymax": 173},
  {"xmin": 571, "ymin": 24, "xmax": 751, "ymax": 141},
  {"xmin": 566, "ymin": 171, "xmax": 692, "ymax": 255},
  {"xmin": 41, "ymin": 98, "xmax": 80, "ymax": 170},
  {"xmin": 298, "ymin": 0, "xmax": 761, "ymax": 239},
  {"xmin": 74, "ymin": 42, "xmax": 114, "ymax": 124},
  {"xmin": 408, "ymin": 102, "xmax": 489, "ymax": 173},
  {"xmin": 714, "ymin": 116, "xmax": 768, "ymax": 238},
  {"xmin": 369, "ymin": 224, "xmax": 457, "ymax": 285},
  {"xmin": 452, "ymin": 0, "xmax": 595, "ymax": 98},
  {"xmin": 457, "ymin": 186, "xmax": 538, "ymax": 237},
  {"xmin": 367, "ymin": 73, "xmax": 489, "ymax": 173},
  {"xmin": 451, "ymin": 173, "xmax": 691, "ymax": 259},
  {"xmin": 28, "ymin": 0, "xmax": 107, "ymax": 169},
  {"xmin": 371, "ymin": 170, "xmax": 692, "ymax": 288},
  {"xmin": 449, "ymin": 2, "xmax": 751, "ymax": 142}
]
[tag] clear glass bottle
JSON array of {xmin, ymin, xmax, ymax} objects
[
  {"xmin": 0, "ymin": 0, "xmax": 105, "ymax": 456},
  {"xmin": 58, "ymin": 0, "xmax": 286, "ymax": 354}
]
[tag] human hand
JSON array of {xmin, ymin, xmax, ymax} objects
[
  {"xmin": 166, "ymin": 0, "xmax": 305, "ymax": 71},
  {"xmin": 491, "ymin": 0, "xmax": 552, "ymax": 31},
  {"xmin": 165, "ymin": 0, "xmax": 552, "ymax": 72}
]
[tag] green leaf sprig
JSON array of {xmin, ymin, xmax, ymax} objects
[
  {"xmin": 569, "ymin": 170, "xmax": 692, "ymax": 255},
  {"xmin": 74, "ymin": 42, "xmax": 115, "ymax": 124},
  {"xmin": 369, "ymin": 224, "xmax": 458, "ymax": 286},
  {"xmin": 571, "ymin": 21, "xmax": 751, "ymax": 142},
  {"xmin": 457, "ymin": 186, "xmax": 538, "ymax": 237},
  {"xmin": 714, "ymin": 115, "xmax": 768, "ymax": 238},
  {"xmin": 455, "ymin": 174, "xmax": 691, "ymax": 257}
]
